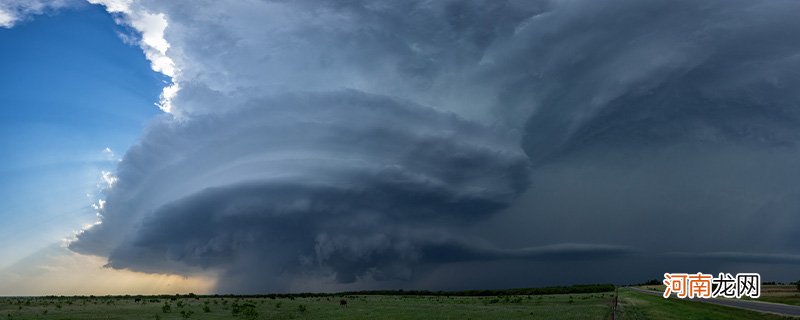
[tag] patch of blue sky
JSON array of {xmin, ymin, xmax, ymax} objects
[{"xmin": 0, "ymin": 3, "xmax": 162, "ymax": 266}]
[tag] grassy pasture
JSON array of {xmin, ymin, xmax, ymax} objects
[
  {"xmin": 631, "ymin": 284, "xmax": 800, "ymax": 307},
  {"xmin": 3, "ymin": 285, "xmax": 797, "ymax": 319},
  {"xmin": 749, "ymin": 285, "xmax": 800, "ymax": 307},
  {"xmin": 0, "ymin": 293, "xmax": 613, "ymax": 320},
  {"xmin": 617, "ymin": 287, "xmax": 793, "ymax": 320}
]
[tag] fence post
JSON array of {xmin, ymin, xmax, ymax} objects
[{"xmin": 611, "ymin": 287, "xmax": 619, "ymax": 320}]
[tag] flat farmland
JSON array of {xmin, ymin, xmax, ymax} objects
[{"xmin": 0, "ymin": 293, "xmax": 614, "ymax": 320}]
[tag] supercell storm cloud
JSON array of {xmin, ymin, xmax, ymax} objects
[
  {"xmin": 35, "ymin": 0, "xmax": 800, "ymax": 291},
  {"xmin": 70, "ymin": 92, "xmax": 532, "ymax": 291}
]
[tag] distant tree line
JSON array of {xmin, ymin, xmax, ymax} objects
[
  {"xmin": 339, "ymin": 284, "xmax": 616, "ymax": 297},
  {"xmin": 635, "ymin": 278, "xmax": 800, "ymax": 293},
  {"xmin": 22, "ymin": 284, "xmax": 615, "ymax": 299}
]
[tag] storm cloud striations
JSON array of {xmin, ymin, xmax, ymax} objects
[{"xmin": 66, "ymin": 0, "xmax": 800, "ymax": 291}]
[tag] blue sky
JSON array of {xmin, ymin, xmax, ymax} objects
[{"xmin": 0, "ymin": 4, "xmax": 162, "ymax": 268}]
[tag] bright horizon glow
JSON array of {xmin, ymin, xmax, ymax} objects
[{"xmin": 0, "ymin": 245, "xmax": 215, "ymax": 296}]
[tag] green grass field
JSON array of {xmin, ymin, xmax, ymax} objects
[
  {"xmin": 617, "ymin": 288, "xmax": 792, "ymax": 320},
  {"xmin": 748, "ymin": 285, "xmax": 800, "ymax": 307},
  {"xmin": 2, "ymin": 286, "xmax": 798, "ymax": 319},
  {"xmin": 0, "ymin": 293, "xmax": 613, "ymax": 320},
  {"xmin": 632, "ymin": 284, "xmax": 800, "ymax": 308}
]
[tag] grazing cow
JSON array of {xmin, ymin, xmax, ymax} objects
[
  {"xmin": 339, "ymin": 299, "xmax": 347, "ymax": 308},
  {"xmin": 134, "ymin": 298, "xmax": 141, "ymax": 303}
]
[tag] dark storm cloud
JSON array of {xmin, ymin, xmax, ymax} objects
[
  {"xmin": 494, "ymin": 0, "xmax": 800, "ymax": 162},
  {"xmin": 121, "ymin": 0, "xmax": 551, "ymax": 119},
  {"xmin": 418, "ymin": 242, "xmax": 633, "ymax": 263},
  {"xmin": 669, "ymin": 252, "xmax": 800, "ymax": 265},
  {"xmin": 71, "ymin": 91, "xmax": 540, "ymax": 290},
  {"xmin": 476, "ymin": 0, "xmax": 800, "ymax": 284},
  {"xmin": 71, "ymin": 0, "xmax": 800, "ymax": 290}
]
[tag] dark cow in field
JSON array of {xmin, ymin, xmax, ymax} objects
[
  {"xmin": 339, "ymin": 298, "xmax": 347, "ymax": 308},
  {"xmin": 134, "ymin": 298, "xmax": 141, "ymax": 303}
]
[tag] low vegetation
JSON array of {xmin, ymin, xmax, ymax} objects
[
  {"xmin": 3, "ymin": 284, "xmax": 798, "ymax": 319},
  {"xmin": 617, "ymin": 288, "xmax": 788, "ymax": 320},
  {"xmin": 0, "ymin": 289, "xmax": 614, "ymax": 319}
]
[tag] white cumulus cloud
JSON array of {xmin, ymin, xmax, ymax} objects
[{"xmin": 0, "ymin": 0, "xmax": 77, "ymax": 28}]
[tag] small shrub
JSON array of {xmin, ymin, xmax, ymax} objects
[
  {"xmin": 240, "ymin": 303, "xmax": 258, "ymax": 320},
  {"xmin": 297, "ymin": 304, "xmax": 307, "ymax": 313},
  {"xmin": 203, "ymin": 305, "xmax": 211, "ymax": 313},
  {"xmin": 231, "ymin": 302, "xmax": 240, "ymax": 315},
  {"xmin": 162, "ymin": 303, "xmax": 171, "ymax": 313}
]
